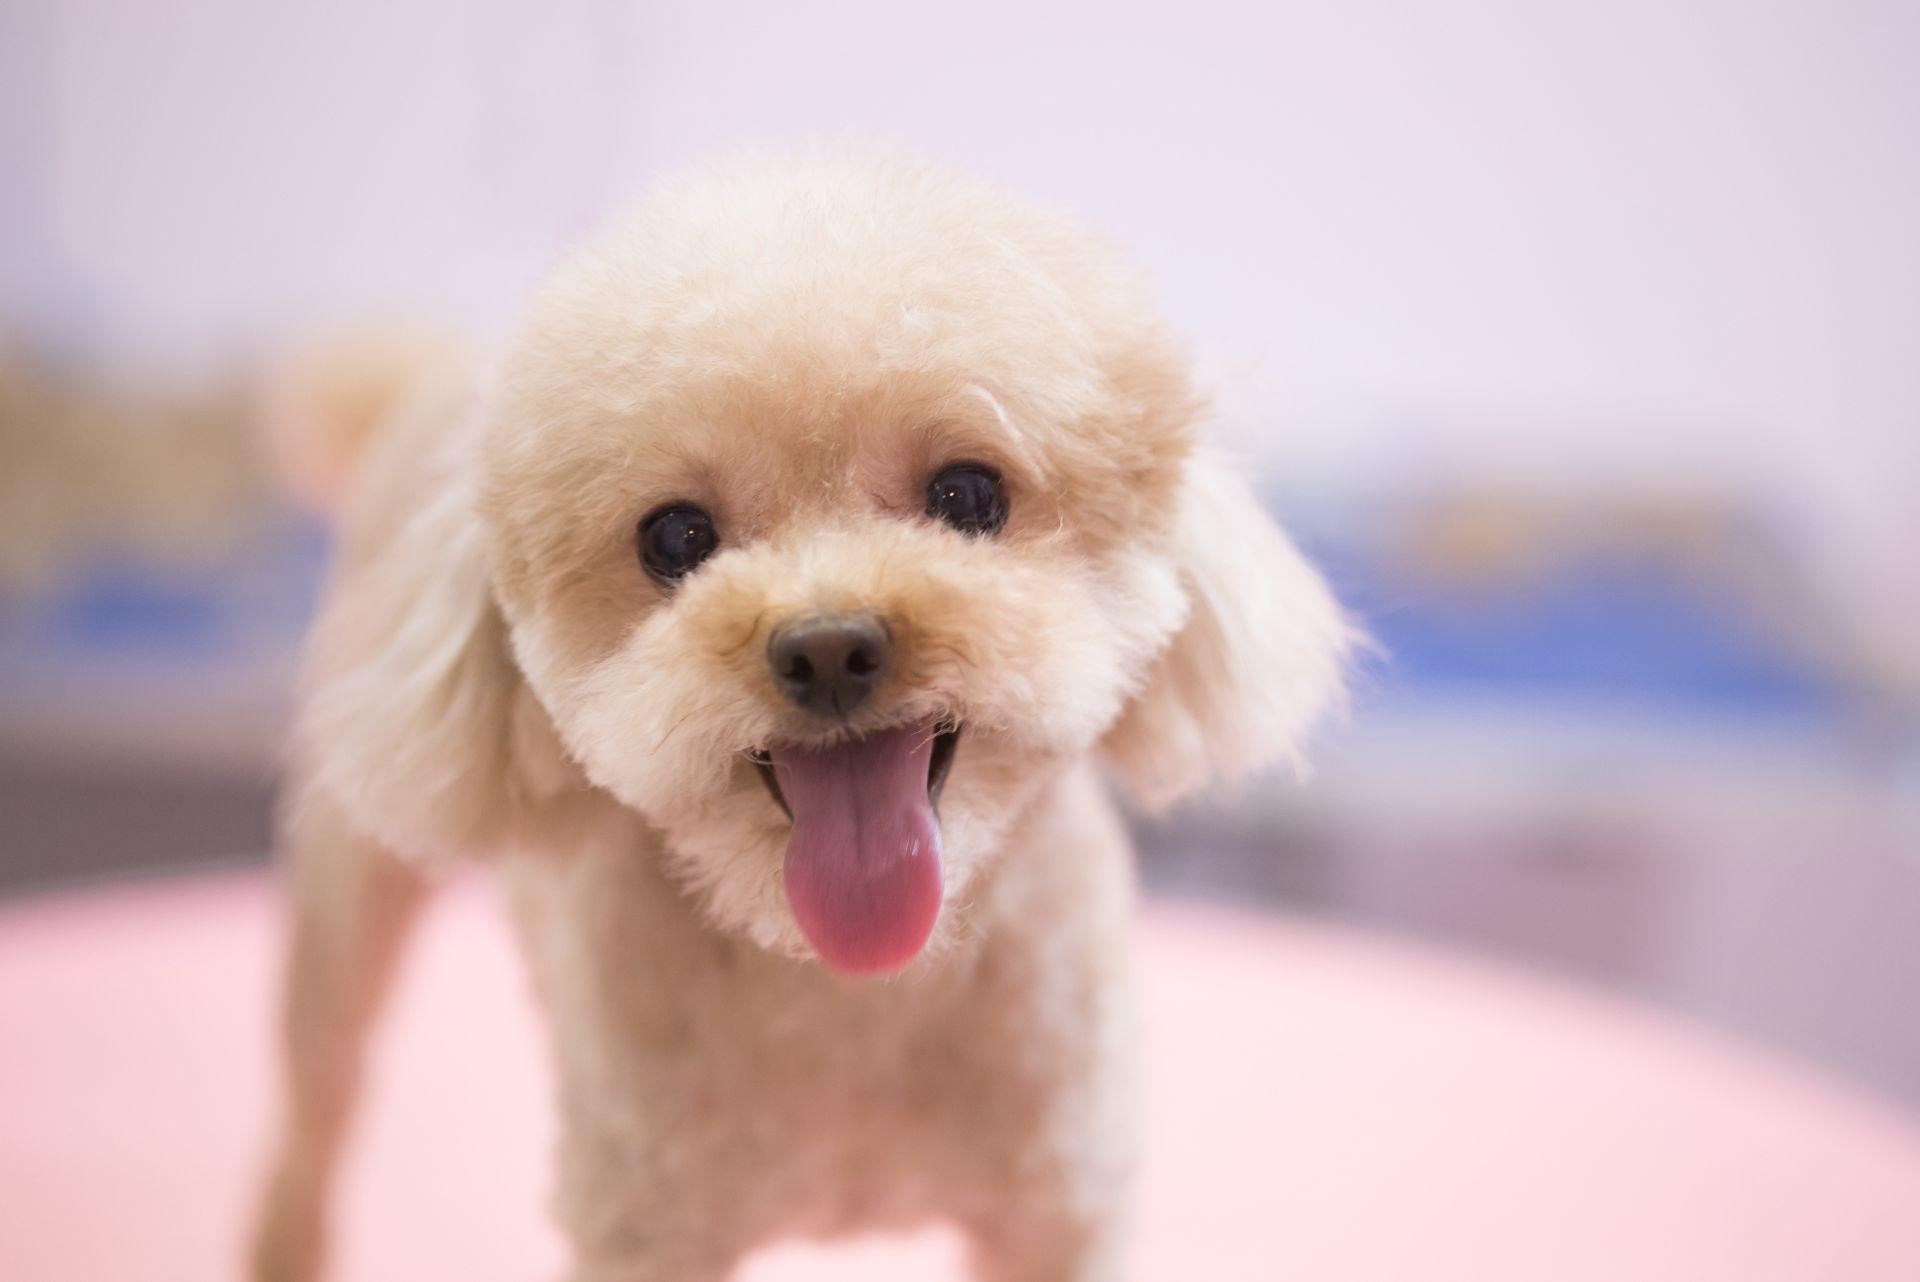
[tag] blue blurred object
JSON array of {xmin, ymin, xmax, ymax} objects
[
  {"xmin": 55, "ymin": 565, "xmax": 230, "ymax": 655},
  {"xmin": 1328, "ymin": 549, "xmax": 1836, "ymax": 719},
  {"xmin": 1279, "ymin": 485, "xmax": 1844, "ymax": 727},
  {"xmin": 0, "ymin": 508, "xmax": 331, "ymax": 768},
  {"xmin": 7, "ymin": 511, "xmax": 329, "ymax": 660}
]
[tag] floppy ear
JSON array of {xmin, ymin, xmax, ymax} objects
[
  {"xmin": 1102, "ymin": 450, "xmax": 1355, "ymax": 811},
  {"xmin": 293, "ymin": 425, "xmax": 568, "ymax": 861}
]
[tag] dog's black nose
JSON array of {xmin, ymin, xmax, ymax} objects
[{"xmin": 767, "ymin": 614, "xmax": 891, "ymax": 718}]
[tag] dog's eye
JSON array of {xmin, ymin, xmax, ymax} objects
[
  {"xmin": 637, "ymin": 503, "xmax": 719, "ymax": 585},
  {"xmin": 925, "ymin": 463, "xmax": 1008, "ymax": 537}
]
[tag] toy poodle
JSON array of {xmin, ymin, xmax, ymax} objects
[{"xmin": 251, "ymin": 148, "xmax": 1352, "ymax": 1282}]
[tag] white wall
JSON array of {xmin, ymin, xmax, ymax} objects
[
  {"xmin": 5, "ymin": 0, "xmax": 1917, "ymax": 635},
  {"xmin": 3, "ymin": 0, "xmax": 640, "ymax": 357}
]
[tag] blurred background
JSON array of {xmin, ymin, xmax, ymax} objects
[{"xmin": 2, "ymin": 0, "xmax": 1916, "ymax": 1121}]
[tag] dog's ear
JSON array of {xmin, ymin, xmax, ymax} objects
[
  {"xmin": 294, "ymin": 427, "xmax": 563, "ymax": 860},
  {"xmin": 1101, "ymin": 450, "xmax": 1354, "ymax": 811}
]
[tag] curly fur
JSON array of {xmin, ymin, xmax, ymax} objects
[{"xmin": 253, "ymin": 147, "xmax": 1353, "ymax": 1282}]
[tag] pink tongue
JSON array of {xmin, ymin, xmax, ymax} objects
[{"xmin": 771, "ymin": 725, "xmax": 943, "ymax": 976}]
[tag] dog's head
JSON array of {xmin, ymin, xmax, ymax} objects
[{"xmin": 300, "ymin": 152, "xmax": 1351, "ymax": 973}]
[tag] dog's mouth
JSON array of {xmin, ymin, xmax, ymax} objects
[
  {"xmin": 746, "ymin": 722, "xmax": 960, "ymax": 976},
  {"xmin": 749, "ymin": 722, "xmax": 960, "ymax": 819}
]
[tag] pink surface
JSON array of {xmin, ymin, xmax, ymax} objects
[{"xmin": 3, "ymin": 871, "xmax": 1918, "ymax": 1282}]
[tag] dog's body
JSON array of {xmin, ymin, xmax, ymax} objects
[
  {"xmin": 253, "ymin": 150, "xmax": 1349, "ymax": 1282},
  {"xmin": 506, "ymin": 760, "xmax": 1137, "ymax": 1281}
]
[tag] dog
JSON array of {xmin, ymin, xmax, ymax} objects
[{"xmin": 251, "ymin": 147, "xmax": 1352, "ymax": 1282}]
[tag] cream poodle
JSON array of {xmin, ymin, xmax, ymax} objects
[{"xmin": 251, "ymin": 148, "xmax": 1352, "ymax": 1282}]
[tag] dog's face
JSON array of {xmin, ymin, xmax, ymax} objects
[{"xmin": 302, "ymin": 153, "xmax": 1350, "ymax": 974}]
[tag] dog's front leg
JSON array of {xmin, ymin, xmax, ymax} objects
[
  {"xmin": 955, "ymin": 1017, "xmax": 1138, "ymax": 1282},
  {"xmin": 966, "ymin": 1203, "xmax": 1130, "ymax": 1282},
  {"xmin": 564, "ymin": 1243, "xmax": 737, "ymax": 1282},
  {"xmin": 556, "ymin": 1167, "xmax": 751, "ymax": 1282},
  {"xmin": 960, "ymin": 1126, "xmax": 1133, "ymax": 1282},
  {"xmin": 549, "ymin": 1117, "xmax": 763, "ymax": 1282}
]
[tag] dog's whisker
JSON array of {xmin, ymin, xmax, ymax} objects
[
  {"xmin": 655, "ymin": 708, "xmax": 697, "ymax": 753},
  {"xmin": 718, "ymin": 608, "xmax": 771, "ymax": 661}
]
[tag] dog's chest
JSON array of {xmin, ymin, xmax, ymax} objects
[{"xmin": 510, "ymin": 846, "xmax": 1071, "ymax": 1137}]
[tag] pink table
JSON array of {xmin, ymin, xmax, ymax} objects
[{"xmin": 3, "ymin": 871, "xmax": 1917, "ymax": 1281}]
